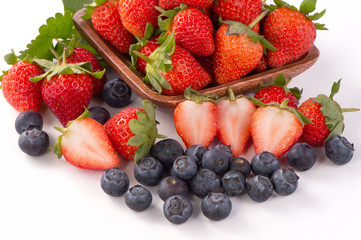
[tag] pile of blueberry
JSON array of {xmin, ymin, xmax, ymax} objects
[{"xmin": 99, "ymin": 137, "xmax": 355, "ymax": 224}]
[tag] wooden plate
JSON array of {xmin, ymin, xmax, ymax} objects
[{"xmin": 73, "ymin": 9, "xmax": 320, "ymax": 109}]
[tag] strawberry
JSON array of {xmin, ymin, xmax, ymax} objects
[
  {"xmin": 118, "ymin": 0, "xmax": 159, "ymax": 38},
  {"xmin": 251, "ymin": 100, "xmax": 312, "ymax": 158},
  {"xmin": 83, "ymin": 0, "xmax": 133, "ymax": 53},
  {"xmin": 263, "ymin": 0, "xmax": 327, "ymax": 68},
  {"xmin": 31, "ymin": 50, "xmax": 105, "ymax": 126},
  {"xmin": 65, "ymin": 47, "xmax": 107, "ymax": 94},
  {"xmin": 104, "ymin": 100, "xmax": 166, "ymax": 162},
  {"xmin": 174, "ymin": 88, "xmax": 218, "ymax": 148},
  {"xmin": 159, "ymin": 0, "xmax": 213, "ymax": 10},
  {"xmin": 135, "ymin": 37, "xmax": 160, "ymax": 74},
  {"xmin": 298, "ymin": 80, "xmax": 359, "ymax": 146},
  {"xmin": 254, "ymin": 74, "xmax": 302, "ymax": 108},
  {"xmin": 254, "ymin": 55, "xmax": 268, "ymax": 72},
  {"xmin": 132, "ymin": 32, "xmax": 211, "ymax": 96},
  {"xmin": 157, "ymin": 5, "xmax": 215, "ymax": 57},
  {"xmin": 1, "ymin": 58, "xmax": 44, "ymax": 112},
  {"xmin": 213, "ymin": 13, "xmax": 275, "ymax": 84},
  {"xmin": 53, "ymin": 110, "xmax": 120, "ymax": 170},
  {"xmin": 217, "ymin": 88, "xmax": 255, "ymax": 157}
]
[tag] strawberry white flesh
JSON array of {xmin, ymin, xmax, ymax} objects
[
  {"xmin": 174, "ymin": 100, "xmax": 217, "ymax": 148},
  {"xmin": 61, "ymin": 118, "xmax": 120, "ymax": 170},
  {"xmin": 217, "ymin": 97, "xmax": 255, "ymax": 157},
  {"xmin": 251, "ymin": 105, "xmax": 303, "ymax": 158}
]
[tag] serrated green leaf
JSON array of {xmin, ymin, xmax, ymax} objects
[
  {"xmin": 128, "ymin": 119, "xmax": 147, "ymax": 135},
  {"xmin": 308, "ymin": 9, "xmax": 326, "ymax": 21},
  {"xmin": 62, "ymin": 0, "xmax": 93, "ymax": 14},
  {"xmin": 300, "ymin": 0, "xmax": 316, "ymax": 14},
  {"xmin": 127, "ymin": 135, "xmax": 148, "ymax": 147}
]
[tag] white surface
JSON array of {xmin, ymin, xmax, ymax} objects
[{"xmin": 0, "ymin": 1, "xmax": 361, "ymax": 239}]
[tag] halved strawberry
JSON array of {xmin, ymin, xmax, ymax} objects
[
  {"xmin": 174, "ymin": 88, "xmax": 217, "ymax": 148},
  {"xmin": 251, "ymin": 100, "xmax": 312, "ymax": 158},
  {"xmin": 53, "ymin": 110, "xmax": 120, "ymax": 170},
  {"xmin": 217, "ymin": 88, "xmax": 255, "ymax": 157}
]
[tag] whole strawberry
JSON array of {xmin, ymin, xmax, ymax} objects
[
  {"xmin": 264, "ymin": 0, "xmax": 327, "ymax": 68},
  {"xmin": 254, "ymin": 74, "xmax": 302, "ymax": 108},
  {"xmin": 119, "ymin": 0, "xmax": 159, "ymax": 38},
  {"xmin": 104, "ymin": 100, "xmax": 166, "ymax": 162},
  {"xmin": 83, "ymin": 0, "xmax": 133, "ymax": 53},
  {"xmin": 157, "ymin": 5, "xmax": 215, "ymax": 57},
  {"xmin": 159, "ymin": 0, "xmax": 213, "ymax": 10},
  {"xmin": 298, "ymin": 80, "xmax": 359, "ymax": 146},
  {"xmin": 1, "ymin": 59, "xmax": 44, "ymax": 112}
]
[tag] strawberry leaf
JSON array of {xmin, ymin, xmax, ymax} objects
[
  {"xmin": 63, "ymin": 0, "xmax": 92, "ymax": 14},
  {"xmin": 308, "ymin": 9, "xmax": 326, "ymax": 20},
  {"xmin": 299, "ymin": 0, "xmax": 316, "ymax": 14}
]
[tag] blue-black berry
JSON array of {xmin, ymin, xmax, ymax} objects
[
  {"xmin": 222, "ymin": 171, "xmax": 246, "ymax": 196},
  {"xmin": 185, "ymin": 144, "xmax": 208, "ymax": 166},
  {"xmin": 188, "ymin": 168, "xmax": 222, "ymax": 198},
  {"xmin": 229, "ymin": 157, "xmax": 251, "ymax": 178},
  {"xmin": 100, "ymin": 167, "xmax": 129, "ymax": 197},
  {"xmin": 15, "ymin": 110, "xmax": 43, "ymax": 134},
  {"xmin": 134, "ymin": 157, "xmax": 164, "ymax": 186},
  {"xmin": 103, "ymin": 78, "xmax": 132, "ymax": 108},
  {"xmin": 88, "ymin": 106, "xmax": 111, "ymax": 125},
  {"xmin": 150, "ymin": 139, "xmax": 184, "ymax": 171},
  {"xmin": 170, "ymin": 155, "xmax": 197, "ymax": 180},
  {"xmin": 213, "ymin": 143, "xmax": 233, "ymax": 161},
  {"xmin": 271, "ymin": 168, "xmax": 299, "ymax": 196},
  {"xmin": 157, "ymin": 176, "xmax": 188, "ymax": 201},
  {"xmin": 202, "ymin": 148, "xmax": 229, "ymax": 175},
  {"xmin": 163, "ymin": 195, "xmax": 193, "ymax": 224},
  {"xmin": 325, "ymin": 135, "xmax": 355, "ymax": 165},
  {"xmin": 246, "ymin": 175, "xmax": 273, "ymax": 202},
  {"xmin": 201, "ymin": 192, "xmax": 232, "ymax": 221},
  {"xmin": 18, "ymin": 128, "xmax": 49, "ymax": 156},
  {"xmin": 287, "ymin": 143, "xmax": 316, "ymax": 171},
  {"xmin": 251, "ymin": 151, "xmax": 280, "ymax": 176},
  {"xmin": 125, "ymin": 185, "xmax": 152, "ymax": 212}
]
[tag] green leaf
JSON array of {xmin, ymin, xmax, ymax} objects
[
  {"xmin": 4, "ymin": 51, "xmax": 18, "ymax": 65},
  {"xmin": 127, "ymin": 135, "xmax": 148, "ymax": 147},
  {"xmin": 129, "ymin": 119, "xmax": 147, "ymax": 135},
  {"xmin": 260, "ymin": 37, "xmax": 277, "ymax": 51},
  {"xmin": 225, "ymin": 21, "xmax": 247, "ymax": 35},
  {"xmin": 274, "ymin": 0, "xmax": 288, "ymax": 7},
  {"xmin": 329, "ymin": 79, "xmax": 341, "ymax": 100},
  {"xmin": 62, "ymin": 0, "xmax": 93, "ymax": 14},
  {"xmin": 274, "ymin": 74, "xmax": 286, "ymax": 87},
  {"xmin": 314, "ymin": 23, "xmax": 328, "ymax": 30},
  {"xmin": 142, "ymin": 100, "xmax": 156, "ymax": 123},
  {"xmin": 308, "ymin": 9, "xmax": 326, "ymax": 20},
  {"xmin": 133, "ymin": 142, "xmax": 152, "ymax": 163},
  {"xmin": 299, "ymin": 0, "xmax": 316, "ymax": 14}
]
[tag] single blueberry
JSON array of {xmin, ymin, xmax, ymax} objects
[
  {"xmin": 88, "ymin": 106, "xmax": 111, "ymax": 125},
  {"xmin": 134, "ymin": 156, "xmax": 164, "ymax": 186},
  {"xmin": 100, "ymin": 167, "xmax": 129, "ymax": 197},
  {"xmin": 222, "ymin": 170, "xmax": 246, "ymax": 196},
  {"xmin": 229, "ymin": 157, "xmax": 251, "ymax": 178},
  {"xmin": 157, "ymin": 176, "xmax": 188, "ymax": 201},
  {"xmin": 125, "ymin": 185, "xmax": 152, "ymax": 212},
  {"xmin": 201, "ymin": 192, "xmax": 232, "ymax": 221},
  {"xmin": 251, "ymin": 151, "xmax": 280, "ymax": 176},
  {"xmin": 246, "ymin": 175, "xmax": 273, "ymax": 202},
  {"xmin": 15, "ymin": 110, "xmax": 43, "ymax": 134},
  {"xmin": 325, "ymin": 135, "xmax": 355, "ymax": 165},
  {"xmin": 103, "ymin": 78, "xmax": 132, "ymax": 108},
  {"xmin": 18, "ymin": 128, "xmax": 49, "ymax": 156},
  {"xmin": 213, "ymin": 143, "xmax": 233, "ymax": 161},
  {"xmin": 185, "ymin": 144, "xmax": 208, "ymax": 166},
  {"xmin": 287, "ymin": 143, "xmax": 317, "ymax": 171},
  {"xmin": 188, "ymin": 168, "xmax": 222, "ymax": 198},
  {"xmin": 170, "ymin": 156, "xmax": 198, "ymax": 180},
  {"xmin": 271, "ymin": 168, "xmax": 299, "ymax": 196},
  {"xmin": 202, "ymin": 148, "xmax": 229, "ymax": 175},
  {"xmin": 150, "ymin": 139, "xmax": 184, "ymax": 171},
  {"xmin": 163, "ymin": 195, "xmax": 193, "ymax": 224}
]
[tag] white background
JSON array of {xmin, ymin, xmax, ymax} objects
[{"xmin": 0, "ymin": 1, "xmax": 361, "ymax": 239}]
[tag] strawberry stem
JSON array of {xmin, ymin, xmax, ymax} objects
[
  {"xmin": 341, "ymin": 108, "xmax": 360, "ymax": 113},
  {"xmin": 227, "ymin": 88, "xmax": 236, "ymax": 101},
  {"xmin": 132, "ymin": 50, "xmax": 154, "ymax": 65},
  {"xmin": 54, "ymin": 126, "xmax": 67, "ymax": 133},
  {"xmin": 249, "ymin": 10, "xmax": 268, "ymax": 29}
]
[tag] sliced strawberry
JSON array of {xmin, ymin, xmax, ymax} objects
[
  {"xmin": 54, "ymin": 111, "xmax": 120, "ymax": 170},
  {"xmin": 174, "ymin": 89, "xmax": 217, "ymax": 148},
  {"xmin": 217, "ymin": 88, "xmax": 255, "ymax": 157},
  {"xmin": 251, "ymin": 101, "xmax": 311, "ymax": 158}
]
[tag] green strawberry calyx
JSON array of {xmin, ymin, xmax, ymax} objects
[
  {"xmin": 184, "ymin": 87, "xmax": 218, "ymax": 104},
  {"xmin": 313, "ymin": 79, "xmax": 359, "ymax": 141},
  {"xmin": 218, "ymin": 87, "xmax": 249, "ymax": 103},
  {"xmin": 82, "ymin": 0, "xmax": 108, "ymax": 20},
  {"xmin": 127, "ymin": 100, "xmax": 167, "ymax": 163}
]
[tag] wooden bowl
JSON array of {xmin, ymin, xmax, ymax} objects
[{"xmin": 73, "ymin": 9, "xmax": 320, "ymax": 109}]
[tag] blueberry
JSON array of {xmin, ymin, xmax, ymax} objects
[
  {"xmin": 202, "ymin": 148, "xmax": 229, "ymax": 175},
  {"xmin": 213, "ymin": 143, "xmax": 232, "ymax": 161},
  {"xmin": 150, "ymin": 139, "xmax": 184, "ymax": 171},
  {"xmin": 325, "ymin": 135, "xmax": 355, "ymax": 165},
  {"xmin": 134, "ymin": 157, "xmax": 164, "ymax": 186},
  {"xmin": 157, "ymin": 176, "xmax": 188, "ymax": 201},
  {"xmin": 188, "ymin": 168, "xmax": 222, "ymax": 198},
  {"xmin": 88, "ymin": 106, "xmax": 110, "ymax": 125},
  {"xmin": 18, "ymin": 128, "xmax": 49, "ymax": 156},
  {"xmin": 170, "ymin": 156, "xmax": 197, "ymax": 180},
  {"xmin": 163, "ymin": 195, "xmax": 193, "ymax": 224},
  {"xmin": 15, "ymin": 110, "xmax": 43, "ymax": 134},
  {"xmin": 229, "ymin": 157, "xmax": 251, "ymax": 178},
  {"xmin": 201, "ymin": 192, "xmax": 232, "ymax": 221},
  {"xmin": 103, "ymin": 78, "xmax": 132, "ymax": 108},
  {"xmin": 246, "ymin": 175, "xmax": 273, "ymax": 202},
  {"xmin": 185, "ymin": 144, "xmax": 208, "ymax": 166},
  {"xmin": 251, "ymin": 151, "xmax": 280, "ymax": 176},
  {"xmin": 287, "ymin": 143, "xmax": 316, "ymax": 171},
  {"xmin": 100, "ymin": 167, "xmax": 129, "ymax": 197},
  {"xmin": 222, "ymin": 171, "xmax": 246, "ymax": 196},
  {"xmin": 125, "ymin": 185, "xmax": 152, "ymax": 212},
  {"xmin": 271, "ymin": 168, "xmax": 299, "ymax": 196}
]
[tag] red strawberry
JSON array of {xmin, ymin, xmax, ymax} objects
[
  {"xmin": 174, "ymin": 88, "xmax": 218, "ymax": 148},
  {"xmin": 133, "ymin": 32, "xmax": 211, "ymax": 96},
  {"xmin": 104, "ymin": 100, "xmax": 165, "ymax": 162},
  {"xmin": 83, "ymin": 0, "xmax": 133, "ymax": 53},
  {"xmin": 66, "ymin": 47, "xmax": 106, "ymax": 94},
  {"xmin": 159, "ymin": 0, "xmax": 213, "ymax": 10},
  {"xmin": 118, "ymin": 0, "xmax": 159, "ymax": 38},
  {"xmin": 213, "ymin": 14, "xmax": 274, "ymax": 84},
  {"xmin": 254, "ymin": 74, "xmax": 302, "ymax": 108},
  {"xmin": 157, "ymin": 5, "xmax": 215, "ymax": 57},
  {"xmin": 298, "ymin": 80, "xmax": 359, "ymax": 146},
  {"xmin": 217, "ymin": 88, "xmax": 255, "ymax": 157},
  {"xmin": 263, "ymin": 0, "xmax": 327, "ymax": 68},
  {"xmin": 54, "ymin": 110, "xmax": 120, "ymax": 170},
  {"xmin": 1, "ymin": 59, "xmax": 44, "ymax": 112},
  {"xmin": 254, "ymin": 55, "xmax": 268, "ymax": 72}
]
